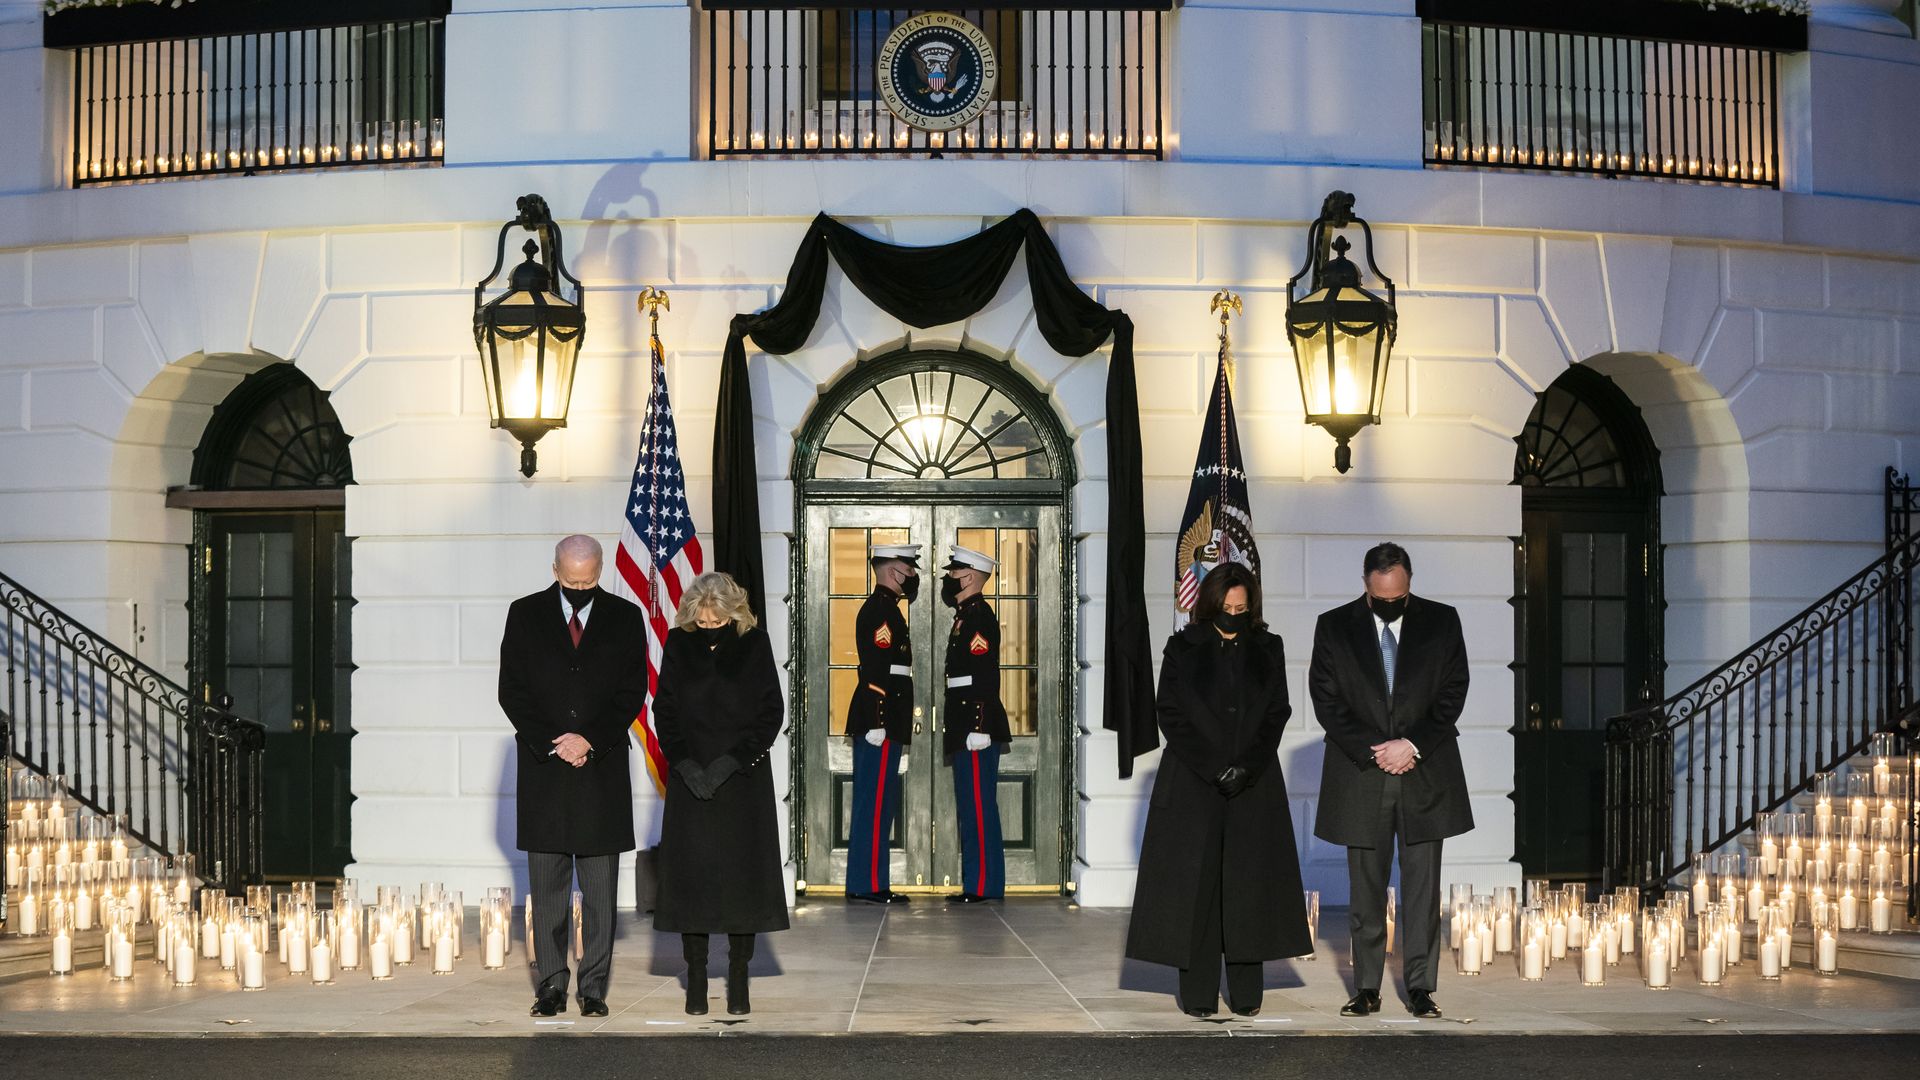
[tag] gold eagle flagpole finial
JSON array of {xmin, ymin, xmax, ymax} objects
[
  {"xmin": 1210, "ymin": 290, "xmax": 1243, "ymax": 395},
  {"xmin": 638, "ymin": 286, "xmax": 670, "ymax": 336}
]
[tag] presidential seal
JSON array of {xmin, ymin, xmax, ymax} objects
[{"xmin": 877, "ymin": 12, "xmax": 998, "ymax": 132}]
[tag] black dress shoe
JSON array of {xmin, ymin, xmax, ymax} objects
[
  {"xmin": 948, "ymin": 893, "xmax": 991, "ymax": 904},
  {"xmin": 530, "ymin": 989, "xmax": 567, "ymax": 1017},
  {"xmin": 1229, "ymin": 1003, "xmax": 1261, "ymax": 1017},
  {"xmin": 578, "ymin": 996, "xmax": 609, "ymax": 1018},
  {"xmin": 849, "ymin": 891, "xmax": 912, "ymax": 904},
  {"xmin": 1339, "ymin": 990, "xmax": 1381, "ymax": 1017},
  {"xmin": 1408, "ymin": 991, "xmax": 1441, "ymax": 1019}
]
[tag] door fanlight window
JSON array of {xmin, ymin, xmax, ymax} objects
[{"xmin": 813, "ymin": 366, "xmax": 1053, "ymax": 481}]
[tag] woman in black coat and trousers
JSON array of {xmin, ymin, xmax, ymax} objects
[
  {"xmin": 651, "ymin": 571, "xmax": 790, "ymax": 1016},
  {"xmin": 1124, "ymin": 562, "xmax": 1312, "ymax": 1017}
]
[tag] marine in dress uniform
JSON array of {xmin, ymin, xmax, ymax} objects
[
  {"xmin": 845, "ymin": 543, "xmax": 920, "ymax": 903},
  {"xmin": 941, "ymin": 545, "xmax": 1012, "ymax": 902}
]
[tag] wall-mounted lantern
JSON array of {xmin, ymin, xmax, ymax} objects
[
  {"xmin": 473, "ymin": 194, "xmax": 585, "ymax": 478},
  {"xmin": 1285, "ymin": 190, "xmax": 1398, "ymax": 475}
]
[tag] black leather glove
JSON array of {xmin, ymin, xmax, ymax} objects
[
  {"xmin": 704, "ymin": 755, "xmax": 741, "ymax": 791},
  {"xmin": 1215, "ymin": 765, "xmax": 1251, "ymax": 798},
  {"xmin": 675, "ymin": 759, "xmax": 715, "ymax": 800}
]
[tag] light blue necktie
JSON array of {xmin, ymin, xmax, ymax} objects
[{"xmin": 1379, "ymin": 621, "xmax": 1398, "ymax": 697}]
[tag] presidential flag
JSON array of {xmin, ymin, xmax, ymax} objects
[
  {"xmin": 609, "ymin": 304, "xmax": 702, "ymax": 795},
  {"xmin": 1173, "ymin": 333, "xmax": 1260, "ymax": 627}
]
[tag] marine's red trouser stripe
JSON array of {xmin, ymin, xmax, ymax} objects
[
  {"xmin": 871, "ymin": 741, "xmax": 891, "ymax": 889},
  {"xmin": 971, "ymin": 750, "xmax": 986, "ymax": 891}
]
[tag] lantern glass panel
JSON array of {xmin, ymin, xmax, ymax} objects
[{"xmin": 481, "ymin": 290, "xmax": 582, "ymax": 426}]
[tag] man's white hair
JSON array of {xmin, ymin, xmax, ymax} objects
[{"xmin": 554, "ymin": 534, "xmax": 604, "ymax": 566}]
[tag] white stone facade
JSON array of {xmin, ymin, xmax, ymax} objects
[{"xmin": 0, "ymin": 1, "xmax": 1917, "ymax": 907}]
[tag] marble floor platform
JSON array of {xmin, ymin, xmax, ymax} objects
[{"xmin": 1, "ymin": 899, "xmax": 1917, "ymax": 1037}]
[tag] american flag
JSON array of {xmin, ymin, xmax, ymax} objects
[{"xmin": 608, "ymin": 320, "xmax": 702, "ymax": 795}]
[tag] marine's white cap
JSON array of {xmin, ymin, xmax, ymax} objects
[
  {"xmin": 870, "ymin": 544, "xmax": 922, "ymax": 564},
  {"xmin": 944, "ymin": 545, "xmax": 997, "ymax": 574}
]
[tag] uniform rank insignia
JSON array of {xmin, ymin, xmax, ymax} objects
[
  {"xmin": 874, "ymin": 623, "xmax": 893, "ymax": 648},
  {"xmin": 969, "ymin": 632, "xmax": 989, "ymax": 656}
]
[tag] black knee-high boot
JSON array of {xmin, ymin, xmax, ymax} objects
[
  {"xmin": 682, "ymin": 934, "xmax": 709, "ymax": 1015},
  {"xmin": 727, "ymin": 934, "xmax": 755, "ymax": 1016}
]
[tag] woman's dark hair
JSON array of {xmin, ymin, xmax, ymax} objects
[
  {"xmin": 1363, "ymin": 542, "xmax": 1413, "ymax": 579},
  {"xmin": 1193, "ymin": 562, "xmax": 1264, "ymax": 629}
]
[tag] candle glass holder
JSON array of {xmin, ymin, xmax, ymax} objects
[
  {"xmin": 482, "ymin": 893, "xmax": 510, "ymax": 970},
  {"xmin": 1868, "ymin": 865, "xmax": 1895, "ymax": 934},
  {"xmin": 107, "ymin": 901, "xmax": 137, "ymax": 981},
  {"xmin": 1491, "ymin": 886, "xmax": 1517, "ymax": 954},
  {"xmin": 431, "ymin": 900, "xmax": 457, "ymax": 974},
  {"xmin": 311, "ymin": 909, "xmax": 336, "ymax": 984},
  {"xmin": 1813, "ymin": 901, "xmax": 1841, "ymax": 974},
  {"xmin": 1756, "ymin": 903, "xmax": 1784, "ymax": 980},
  {"xmin": 337, "ymin": 896, "xmax": 364, "ymax": 970},
  {"xmin": 169, "ymin": 910, "xmax": 198, "ymax": 986},
  {"xmin": 241, "ymin": 912, "xmax": 268, "ymax": 990},
  {"xmin": 48, "ymin": 896, "xmax": 75, "ymax": 975},
  {"xmin": 1449, "ymin": 884, "xmax": 1473, "ymax": 950},
  {"xmin": 1518, "ymin": 907, "xmax": 1547, "ymax": 980},
  {"xmin": 369, "ymin": 902, "xmax": 396, "ymax": 980},
  {"xmin": 487, "ymin": 886, "xmax": 514, "ymax": 959},
  {"xmin": 1696, "ymin": 904, "xmax": 1726, "ymax": 986}
]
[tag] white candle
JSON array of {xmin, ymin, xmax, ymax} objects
[
  {"xmin": 1620, "ymin": 915, "xmax": 1635, "ymax": 954},
  {"xmin": 287, "ymin": 931, "xmax": 308, "ymax": 974},
  {"xmin": 1449, "ymin": 912, "xmax": 1463, "ymax": 949},
  {"xmin": 1775, "ymin": 927, "xmax": 1792, "ymax": 970},
  {"xmin": 1550, "ymin": 920, "xmax": 1568, "ymax": 959},
  {"xmin": 278, "ymin": 922, "xmax": 289, "ymax": 964},
  {"xmin": 1692, "ymin": 879, "xmax": 1709, "ymax": 914},
  {"xmin": 371, "ymin": 939, "xmax": 393, "ymax": 979},
  {"xmin": 340, "ymin": 927, "xmax": 360, "ymax": 970},
  {"xmin": 1759, "ymin": 937, "xmax": 1781, "ymax": 977},
  {"xmin": 1748, "ymin": 884, "xmax": 1766, "ymax": 920},
  {"xmin": 220, "ymin": 926, "xmax": 237, "ymax": 970},
  {"xmin": 433, "ymin": 935, "xmax": 455, "ymax": 974},
  {"xmin": 1817, "ymin": 931, "xmax": 1838, "ymax": 972},
  {"xmin": 26, "ymin": 845, "xmax": 44, "ymax": 875},
  {"xmin": 75, "ymin": 891, "xmax": 94, "ymax": 931},
  {"xmin": 395, "ymin": 921, "xmax": 414, "ymax": 964},
  {"xmin": 4, "ymin": 846, "xmax": 17, "ymax": 887},
  {"xmin": 1480, "ymin": 924, "xmax": 1494, "ymax": 964},
  {"xmin": 1493, "ymin": 913, "xmax": 1513, "ymax": 953},
  {"xmin": 1815, "ymin": 801, "xmax": 1832, "ymax": 831},
  {"xmin": 17, "ymin": 894, "xmax": 37, "ymax": 936},
  {"xmin": 1839, "ymin": 893, "xmax": 1858, "ymax": 930},
  {"xmin": 1723, "ymin": 922, "xmax": 1742, "ymax": 964},
  {"xmin": 1700, "ymin": 940, "xmax": 1722, "ymax": 983},
  {"xmin": 1460, "ymin": 930, "xmax": 1482, "ymax": 973},
  {"xmin": 1582, "ymin": 941, "xmax": 1605, "ymax": 984},
  {"xmin": 1874, "ymin": 760, "xmax": 1892, "ymax": 795},
  {"xmin": 1522, "ymin": 939, "xmax": 1544, "ymax": 979},
  {"xmin": 1761, "ymin": 839, "xmax": 1780, "ymax": 875},
  {"xmin": 173, "ymin": 940, "xmax": 196, "ymax": 985},
  {"xmin": 1873, "ymin": 847, "xmax": 1892, "ymax": 878},
  {"xmin": 242, "ymin": 948, "xmax": 265, "ymax": 990},
  {"xmin": 110, "ymin": 933, "xmax": 134, "ymax": 979},
  {"xmin": 310, "ymin": 941, "xmax": 333, "ymax": 984},
  {"xmin": 484, "ymin": 929, "xmax": 505, "ymax": 969},
  {"xmin": 174, "ymin": 877, "xmax": 190, "ymax": 905},
  {"xmin": 51, "ymin": 931, "xmax": 74, "ymax": 974},
  {"xmin": 1647, "ymin": 937, "xmax": 1670, "ymax": 987},
  {"xmin": 1871, "ymin": 896, "xmax": 1892, "ymax": 933},
  {"xmin": 1604, "ymin": 923, "xmax": 1621, "ymax": 965},
  {"xmin": 1845, "ymin": 845, "xmax": 1864, "ymax": 874}
]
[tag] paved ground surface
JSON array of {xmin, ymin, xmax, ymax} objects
[
  {"xmin": 1, "ymin": 1034, "xmax": 1918, "ymax": 1080},
  {"xmin": 1, "ymin": 899, "xmax": 1917, "ymax": 1036}
]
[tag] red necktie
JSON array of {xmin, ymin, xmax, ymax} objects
[{"xmin": 569, "ymin": 613, "xmax": 583, "ymax": 648}]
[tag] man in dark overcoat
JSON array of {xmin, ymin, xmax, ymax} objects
[
  {"xmin": 1309, "ymin": 541, "xmax": 1472, "ymax": 1021},
  {"xmin": 498, "ymin": 534, "xmax": 649, "ymax": 1018}
]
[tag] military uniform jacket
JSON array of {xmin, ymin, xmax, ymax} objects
[
  {"xmin": 846, "ymin": 587, "xmax": 915, "ymax": 745},
  {"xmin": 942, "ymin": 595, "xmax": 1011, "ymax": 759}
]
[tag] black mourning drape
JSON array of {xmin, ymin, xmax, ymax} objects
[{"xmin": 711, "ymin": 208, "xmax": 1159, "ymax": 778}]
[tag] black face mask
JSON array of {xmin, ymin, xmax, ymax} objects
[
  {"xmin": 696, "ymin": 625, "xmax": 730, "ymax": 647},
  {"xmin": 561, "ymin": 585, "xmax": 599, "ymax": 611},
  {"xmin": 1370, "ymin": 595, "xmax": 1409, "ymax": 623},
  {"xmin": 941, "ymin": 576, "xmax": 965, "ymax": 608},
  {"xmin": 1213, "ymin": 610, "xmax": 1251, "ymax": 635},
  {"xmin": 898, "ymin": 573, "xmax": 921, "ymax": 603}
]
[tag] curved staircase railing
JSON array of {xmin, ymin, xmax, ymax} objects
[
  {"xmin": 1, "ymin": 568, "xmax": 264, "ymax": 920},
  {"xmin": 1606, "ymin": 468, "xmax": 1919, "ymax": 914}
]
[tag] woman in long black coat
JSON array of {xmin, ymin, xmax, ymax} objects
[
  {"xmin": 1124, "ymin": 562, "xmax": 1312, "ymax": 1017},
  {"xmin": 651, "ymin": 571, "xmax": 789, "ymax": 1016}
]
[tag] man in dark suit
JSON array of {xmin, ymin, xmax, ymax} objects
[
  {"xmin": 498, "ymin": 534, "xmax": 649, "ymax": 1018},
  {"xmin": 1309, "ymin": 542, "xmax": 1472, "ymax": 1020}
]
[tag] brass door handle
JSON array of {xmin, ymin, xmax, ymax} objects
[
  {"xmin": 291, "ymin": 717, "xmax": 306, "ymax": 733},
  {"xmin": 316, "ymin": 718, "xmax": 333, "ymax": 733}
]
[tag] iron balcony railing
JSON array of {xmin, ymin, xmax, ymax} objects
[
  {"xmin": 703, "ymin": 3, "xmax": 1166, "ymax": 159},
  {"xmin": 1604, "ymin": 469, "xmax": 1920, "ymax": 911},
  {"xmin": 1420, "ymin": 17, "xmax": 1786, "ymax": 188},
  {"xmin": 0, "ymin": 568, "xmax": 265, "ymax": 917},
  {"xmin": 63, "ymin": 15, "xmax": 445, "ymax": 187}
]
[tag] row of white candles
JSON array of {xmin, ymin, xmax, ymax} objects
[
  {"xmin": 1426, "ymin": 139, "xmax": 1776, "ymax": 182},
  {"xmin": 35, "ymin": 879, "xmax": 584, "ymax": 985},
  {"xmin": 79, "ymin": 119, "xmax": 445, "ymax": 180},
  {"xmin": 1449, "ymin": 887, "xmax": 1858, "ymax": 987},
  {"xmin": 734, "ymin": 129, "xmax": 1158, "ymax": 151}
]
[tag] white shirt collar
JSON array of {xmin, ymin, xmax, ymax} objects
[{"xmin": 1372, "ymin": 610, "xmax": 1403, "ymax": 638}]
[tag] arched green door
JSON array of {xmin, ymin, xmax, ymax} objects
[{"xmin": 792, "ymin": 350, "xmax": 1074, "ymax": 894}]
